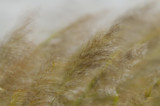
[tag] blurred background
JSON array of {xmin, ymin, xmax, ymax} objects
[{"xmin": 0, "ymin": 0, "xmax": 151, "ymax": 42}]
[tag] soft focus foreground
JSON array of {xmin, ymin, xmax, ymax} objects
[{"xmin": 0, "ymin": 3, "xmax": 160, "ymax": 106}]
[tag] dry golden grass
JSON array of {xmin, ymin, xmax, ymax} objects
[{"xmin": 0, "ymin": 3, "xmax": 160, "ymax": 106}]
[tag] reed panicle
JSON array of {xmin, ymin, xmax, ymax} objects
[{"xmin": 0, "ymin": 2, "xmax": 160, "ymax": 106}]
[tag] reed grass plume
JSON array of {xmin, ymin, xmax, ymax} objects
[{"xmin": 0, "ymin": 2, "xmax": 160, "ymax": 106}]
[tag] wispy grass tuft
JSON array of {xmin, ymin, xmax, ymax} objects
[{"xmin": 0, "ymin": 2, "xmax": 160, "ymax": 106}]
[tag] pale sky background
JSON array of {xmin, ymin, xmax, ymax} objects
[{"xmin": 0, "ymin": 0, "xmax": 154, "ymax": 42}]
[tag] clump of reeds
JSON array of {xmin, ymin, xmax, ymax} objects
[{"xmin": 0, "ymin": 2, "xmax": 160, "ymax": 106}]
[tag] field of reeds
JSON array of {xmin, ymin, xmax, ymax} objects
[{"xmin": 0, "ymin": 2, "xmax": 160, "ymax": 106}]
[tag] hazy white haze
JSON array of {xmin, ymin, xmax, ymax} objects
[{"xmin": 0, "ymin": 0, "xmax": 152, "ymax": 42}]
